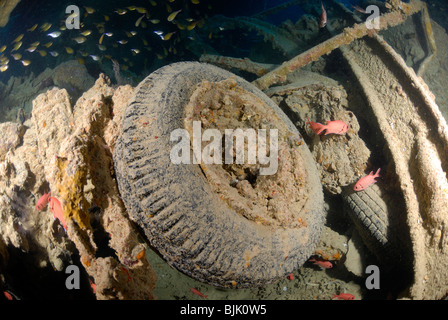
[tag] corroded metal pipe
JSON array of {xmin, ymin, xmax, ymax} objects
[{"xmin": 253, "ymin": 0, "xmax": 426, "ymax": 91}]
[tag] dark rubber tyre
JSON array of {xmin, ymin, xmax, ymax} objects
[
  {"xmin": 113, "ymin": 62, "xmax": 325, "ymax": 288},
  {"xmin": 342, "ymin": 184, "xmax": 399, "ymax": 263}
]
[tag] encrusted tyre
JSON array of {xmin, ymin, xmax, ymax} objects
[
  {"xmin": 342, "ymin": 184, "xmax": 399, "ymax": 263},
  {"xmin": 113, "ymin": 62, "xmax": 325, "ymax": 288}
]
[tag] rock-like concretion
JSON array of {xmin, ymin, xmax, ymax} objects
[{"xmin": 0, "ymin": 73, "xmax": 157, "ymax": 299}]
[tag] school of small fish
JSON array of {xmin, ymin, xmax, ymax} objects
[{"xmin": 0, "ymin": 0, "xmax": 208, "ymax": 73}]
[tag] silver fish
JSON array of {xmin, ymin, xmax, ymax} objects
[{"xmin": 47, "ymin": 31, "xmax": 62, "ymax": 38}]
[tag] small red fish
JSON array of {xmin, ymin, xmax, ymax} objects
[
  {"xmin": 307, "ymin": 118, "xmax": 325, "ymax": 135},
  {"xmin": 89, "ymin": 279, "xmax": 97, "ymax": 294},
  {"xmin": 190, "ymin": 287, "xmax": 208, "ymax": 299},
  {"xmin": 121, "ymin": 266, "xmax": 132, "ymax": 282},
  {"xmin": 287, "ymin": 273, "xmax": 294, "ymax": 281},
  {"xmin": 353, "ymin": 168, "xmax": 381, "ymax": 191},
  {"xmin": 49, "ymin": 196, "xmax": 67, "ymax": 230},
  {"xmin": 332, "ymin": 293, "xmax": 355, "ymax": 300},
  {"xmin": 3, "ymin": 291, "xmax": 13, "ymax": 300},
  {"xmin": 36, "ymin": 191, "xmax": 51, "ymax": 210},
  {"xmin": 319, "ymin": 2, "xmax": 327, "ymax": 28},
  {"xmin": 307, "ymin": 118, "xmax": 349, "ymax": 135},
  {"xmin": 351, "ymin": 4, "xmax": 367, "ymax": 14},
  {"xmin": 309, "ymin": 257, "xmax": 333, "ymax": 269}
]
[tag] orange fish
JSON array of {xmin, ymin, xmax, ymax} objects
[
  {"xmin": 36, "ymin": 191, "xmax": 51, "ymax": 210},
  {"xmin": 353, "ymin": 168, "xmax": 381, "ymax": 191},
  {"xmin": 309, "ymin": 257, "xmax": 333, "ymax": 269},
  {"xmin": 319, "ymin": 2, "xmax": 327, "ymax": 28},
  {"xmin": 332, "ymin": 293, "xmax": 355, "ymax": 300},
  {"xmin": 136, "ymin": 249, "xmax": 146, "ymax": 260},
  {"xmin": 307, "ymin": 118, "xmax": 349, "ymax": 135},
  {"xmin": 190, "ymin": 287, "xmax": 208, "ymax": 299},
  {"xmin": 49, "ymin": 196, "xmax": 67, "ymax": 230}
]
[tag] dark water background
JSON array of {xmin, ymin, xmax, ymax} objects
[
  {"xmin": 0, "ymin": 0, "xmax": 370, "ymax": 83},
  {"xmin": 2, "ymin": 0, "xmax": 444, "ymax": 87}
]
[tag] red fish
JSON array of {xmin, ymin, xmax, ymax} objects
[
  {"xmin": 36, "ymin": 191, "xmax": 51, "ymax": 210},
  {"xmin": 3, "ymin": 291, "xmax": 13, "ymax": 300},
  {"xmin": 353, "ymin": 168, "xmax": 381, "ymax": 191},
  {"xmin": 307, "ymin": 118, "xmax": 349, "ymax": 135},
  {"xmin": 307, "ymin": 118, "xmax": 325, "ymax": 135},
  {"xmin": 319, "ymin": 2, "xmax": 327, "ymax": 28},
  {"xmin": 287, "ymin": 273, "xmax": 294, "ymax": 280},
  {"xmin": 49, "ymin": 196, "xmax": 67, "ymax": 230},
  {"xmin": 351, "ymin": 4, "xmax": 367, "ymax": 14},
  {"xmin": 89, "ymin": 279, "xmax": 97, "ymax": 294},
  {"xmin": 332, "ymin": 293, "xmax": 355, "ymax": 300},
  {"xmin": 190, "ymin": 288, "xmax": 208, "ymax": 299},
  {"xmin": 309, "ymin": 257, "xmax": 333, "ymax": 269}
]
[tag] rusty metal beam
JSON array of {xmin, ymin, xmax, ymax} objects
[{"xmin": 253, "ymin": 0, "xmax": 426, "ymax": 91}]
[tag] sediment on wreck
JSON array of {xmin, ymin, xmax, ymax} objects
[
  {"xmin": 0, "ymin": 72, "xmax": 157, "ymax": 299},
  {"xmin": 241, "ymin": 0, "xmax": 446, "ymax": 299},
  {"xmin": 205, "ymin": 0, "xmax": 447, "ymax": 298},
  {"xmin": 336, "ymin": 32, "xmax": 448, "ymax": 300}
]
